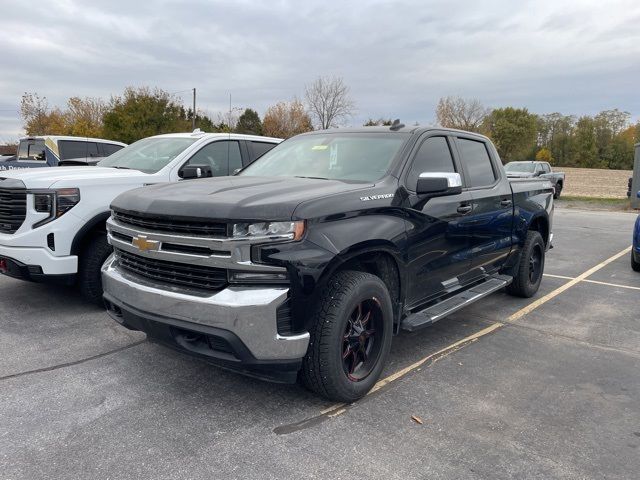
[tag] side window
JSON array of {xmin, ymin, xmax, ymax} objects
[
  {"xmin": 249, "ymin": 141, "xmax": 277, "ymax": 163},
  {"xmin": 101, "ymin": 143, "xmax": 124, "ymax": 156},
  {"xmin": 183, "ymin": 141, "xmax": 241, "ymax": 177},
  {"xmin": 457, "ymin": 138, "xmax": 496, "ymax": 188},
  {"xmin": 542, "ymin": 163, "xmax": 551, "ymax": 173},
  {"xmin": 407, "ymin": 136, "xmax": 455, "ymax": 190},
  {"xmin": 59, "ymin": 140, "xmax": 99, "ymax": 160}
]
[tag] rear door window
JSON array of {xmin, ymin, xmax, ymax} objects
[
  {"xmin": 101, "ymin": 143, "xmax": 124, "ymax": 156},
  {"xmin": 406, "ymin": 136, "xmax": 456, "ymax": 191},
  {"xmin": 248, "ymin": 141, "xmax": 277, "ymax": 163},
  {"xmin": 457, "ymin": 138, "xmax": 496, "ymax": 187},
  {"xmin": 59, "ymin": 140, "xmax": 100, "ymax": 160}
]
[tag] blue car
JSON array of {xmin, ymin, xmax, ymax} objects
[{"xmin": 633, "ymin": 191, "xmax": 640, "ymax": 272}]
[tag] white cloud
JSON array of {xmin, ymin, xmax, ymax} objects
[{"xmin": 1, "ymin": 0, "xmax": 638, "ymax": 140}]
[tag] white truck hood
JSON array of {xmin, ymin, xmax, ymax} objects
[{"xmin": 0, "ymin": 166, "xmax": 154, "ymax": 189}]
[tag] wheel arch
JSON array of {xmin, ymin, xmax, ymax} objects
[
  {"xmin": 70, "ymin": 211, "xmax": 111, "ymax": 256},
  {"xmin": 316, "ymin": 240, "xmax": 405, "ymax": 327},
  {"xmin": 527, "ymin": 214, "xmax": 550, "ymax": 247}
]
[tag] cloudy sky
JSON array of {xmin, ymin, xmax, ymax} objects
[{"xmin": 1, "ymin": 0, "xmax": 639, "ymax": 142}]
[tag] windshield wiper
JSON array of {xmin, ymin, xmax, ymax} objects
[
  {"xmin": 294, "ymin": 176, "xmax": 329, "ymax": 180},
  {"xmin": 111, "ymin": 166, "xmax": 133, "ymax": 170}
]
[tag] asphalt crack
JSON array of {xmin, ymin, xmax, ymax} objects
[{"xmin": 0, "ymin": 340, "xmax": 147, "ymax": 381}]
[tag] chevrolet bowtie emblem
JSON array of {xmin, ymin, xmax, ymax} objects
[{"xmin": 131, "ymin": 235, "xmax": 160, "ymax": 252}]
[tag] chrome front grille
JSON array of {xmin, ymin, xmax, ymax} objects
[
  {"xmin": 115, "ymin": 248, "xmax": 228, "ymax": 291},
  {"xmin": 0, "ymin": 187, "xmax": 27, "ymax": 234},
  {"xmin": 106, "ymin": 214, "xmax": 288, "ymax": 291},
  {"xmin": 112, "ymin": 210, "xmax": 227, "ymax": 237}
]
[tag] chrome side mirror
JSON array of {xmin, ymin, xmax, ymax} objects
[{"xmin": 416, "ymin": 172, "xmax": 463, "ymax": 196}]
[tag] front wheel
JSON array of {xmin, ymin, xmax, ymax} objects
[
  {"xmin": 78, "ymin": 233, "xmax": 113, "ymax": 305},
  {"xmin": 301, "ymin": 270, "xmax": 393, "ymax": 402},
  {"xmin": 507, "ymin": 230, "xmax": 545, "ymax": 298}
]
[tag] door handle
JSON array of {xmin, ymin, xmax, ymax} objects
[
  {"xmin": 457, "ymin": 204, "xmax": 472, "ymax": 214},
  {"xmin": 500, "ymin": 199, "xmax": 512, "ymax": 207}
]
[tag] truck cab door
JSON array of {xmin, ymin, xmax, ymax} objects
[
  {"xmin": 402, "ymin": 133, "xmax": 476, "ymax": 309},
  {"xmin": 454, "ymin": 136, "xmax": 514, "ymax": 278}
]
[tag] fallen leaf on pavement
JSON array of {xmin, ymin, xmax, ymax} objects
[{"xmin": 411, "ymin": 415, "xmax": 424, "ymax": 425}]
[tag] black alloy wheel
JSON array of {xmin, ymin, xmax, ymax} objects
[{"xmin": 342, "ymin": 298, "xmax": 384, "ymax": 382}]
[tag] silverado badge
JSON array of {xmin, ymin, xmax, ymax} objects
[
  {"xmin": 131, "ymin": 235, "xmax": 160, "ymax": 252},
  {"xmin": 360, "ymin": 193, "xmax": 395, "ymax": 202}
]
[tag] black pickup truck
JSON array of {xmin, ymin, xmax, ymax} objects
[{"xmin": 102, "ymin": 124, "xmax": 554, "ymax": 402}]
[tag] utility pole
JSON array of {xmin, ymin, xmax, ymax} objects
[{"xmin": 192, "ymin": 88, "xmax": 196, "ymax": 130}]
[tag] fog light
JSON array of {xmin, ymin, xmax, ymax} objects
[{"xmin": 228, "ymin": 271, "xmax": 289, "ymax": 283}]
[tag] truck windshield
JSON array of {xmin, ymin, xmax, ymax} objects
[
  {"xmin": 98, "ymin": 137, "xmax": 197, "ymax": 173},
  {"xmin": 504, "ymin": 162, "xmax": 536, "ymax": 173},
  {"xmin": 239, "ymin": 133, "xmax": 408, "ymax": 182}
]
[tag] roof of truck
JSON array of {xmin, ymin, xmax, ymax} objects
[
  {"xmin": 20, "ymin": 135, "xmax": 126, "ymax": 146},
  {"xmin": 298, "ymin": 125, "xmax": 490, "ymax": 141},
  {"xmin": 148, "ymin": 131, "xmax": 282, "ymax": 143}
]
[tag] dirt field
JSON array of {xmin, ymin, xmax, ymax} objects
[{"xmin": 555, "ymin": 166, "xmax": 632, "ymax": 199}]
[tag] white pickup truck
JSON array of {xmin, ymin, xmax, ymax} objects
[{"xmin": 0, "ymin": 131, "xmax": 281, "ymax": 303}]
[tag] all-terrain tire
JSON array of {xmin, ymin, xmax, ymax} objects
[
  {"xmin": 506, "ymin": 230, "xmax": 545, "ymax": 298},
  {"xmin": 78, "ymin": 233, "xmax": 113, "ymax": 305},
  {"xmin": 301, "ymin": 270, "xmax": 393, "ymax": 402},
  {"xmin": 553, "ymin": 183, "xmax": 563, "ymax": 199}
]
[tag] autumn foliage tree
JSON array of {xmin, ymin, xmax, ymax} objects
[
  {"xmin": 436, "ymin": 96, "xmax": 490, "ymax": 132},
  {"xmin": 20, "ymin": 93, "xmax": 68, "ymax": 136},
  {"xmin": 262, "ymin": 100, "xmax": 313, "ymax": 138},
  {"xmin": 535, "ymin": 147, "xmax": 553, "ymax": 163}
]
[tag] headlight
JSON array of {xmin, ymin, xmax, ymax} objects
[
  {"xmin": 232, "ymin": 220, "xmax": 305, "ymax": 241},
  {"xmin": 32, "ymin": 188, "xmax": 81, "ymax": 228}
]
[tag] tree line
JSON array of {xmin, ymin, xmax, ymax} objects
[
  {"xmin": 19, "ymin": 77, "xmax": 354, "ymax": 144},
  {"xmin": 436, "ymin": 96, "xmax": 640, "ymax": 169},
  {"xmin": 19, "ymin": 85, "xmax": 638, "ymax": 170}
]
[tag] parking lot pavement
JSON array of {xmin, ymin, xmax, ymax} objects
[{"xmin": 1, "ymin": 207, "xmax": 639, "ymax": 479}]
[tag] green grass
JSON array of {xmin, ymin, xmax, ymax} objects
[{"xmin": 556, "ymin": 196, "xmax": 632, "ymax": 210}]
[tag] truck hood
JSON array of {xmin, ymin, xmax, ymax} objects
[
  {"xmin": 0, "ymin": 166, "xmax": 151, "ymax": 189},
  {"xmin": 112, "ymin": 176, "xmax": 375, "ymax": 221}
]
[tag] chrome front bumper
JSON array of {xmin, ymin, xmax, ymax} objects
[{"xmin": 101, "ymin": 256, "xmax": 309, "ymax": 361}]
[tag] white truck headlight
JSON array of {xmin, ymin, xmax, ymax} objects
[
  {"xmin": 32, "ymin": 188, "xmax": 81, "ymax": 228},
  {"xmin": 232, "ymin": 221, "xmax": 305, "ymax": 241}
]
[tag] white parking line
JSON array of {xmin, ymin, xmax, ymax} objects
[
  {"xmin": 544, "ymin": 272, "xmax": 640, "ymax": 291},
  {"xmin": 509, "ymin": 247, "xmax": 631, "ymax": 322}
]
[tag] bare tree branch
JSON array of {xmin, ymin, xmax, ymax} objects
[{"xmin": 304, "ymin": 76, "xmax": 356, "ymax": 129}]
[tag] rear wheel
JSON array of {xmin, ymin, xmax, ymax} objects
[
  {"xmin": 632, "ymin": 251, "xmax": 640, "ymax": 272},
  {"xmin": 553, "ymin": 182, "xmax": 563, "ymax": 199},
  {"xmin": 301, "ymin": 270, "xmax": 393, "ymax": 402},
  {"xmin": 78, "ymin": 233, "xmax": 113, "ymax": 305},
  {"xmin": 507, "ymin": 230, "xmax": 545, "ymax": 298}
]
